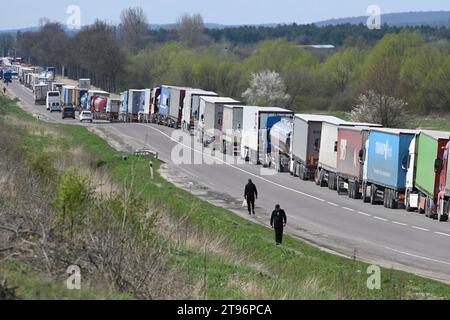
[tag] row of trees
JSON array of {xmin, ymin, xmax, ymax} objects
[{"xmin": 7, "ymin": 8, "xmax": 450, "ymax": 117}]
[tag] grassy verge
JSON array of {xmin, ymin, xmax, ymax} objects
[{"xmin": 1, "ymin": 95, "xmax": 450, "ymax": 299}]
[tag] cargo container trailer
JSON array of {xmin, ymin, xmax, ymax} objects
[
  {"xmin": 336, "ymin": 126, "xmax": 372, "ymax": 199},
  {"xmin": 241, "ymin": 106, "xmax": 293, "ymax": 166},
  {"xmin": 198, "ymin": 97, "xmax": 241, "ymax": 148},
  {"xmin": 221, "ymin": 105, "xmax": 244, "ymax": 156},
  {"xmin": 269, "ymin": 118, "xmax": 293, "ymax": 172},
  {"xmin": 62, "ymin": 85, "xmax": 75, "ymax": 106},
  {"xmin": 158, "ymin": 86, "xmax": 171, "ymax": 125},
  {"xmin": 290, "ymin": 115, "xmax": 344, "ymax": 181},
  {"xmin": 34, "ymin": 84, "xmax": 48, "ymax": 105},
  {"xmin": 127, "ymin": 89, "xmax": 146, "ymax": 122},
  {"xmin": 404, "ymin": 131, "xmax": 450, "ymax": 218},
  {"xmin": 182, "ymin": 89, "xmax": 218, "ymax": 133},
  {"xmin": 362, "ymin": 128, "xmax": 418, "ymax": 209}
]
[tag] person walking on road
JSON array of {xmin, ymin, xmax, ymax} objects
[
  {"xmin": 271, "ymin": 204, "xmax": 287, "ymax": 245},
  {"xmin": 244, "ymin": 179, "xmax": 258, "ymax": 215}
]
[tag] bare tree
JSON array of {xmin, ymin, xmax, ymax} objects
[
  {"xmin": 176, "ymin": 13, "xmax": 210, "ymax": 47},
  {"xmin": 119, "ymin": 7, "xmax": 150, "ymax": 53},
  {"xmin": 242, "ymin": 70, "xmax": 291, "ymax": 107},
  {"xmin": 350, "ymin": 90, "xmax": 409, "ymax": 128}
]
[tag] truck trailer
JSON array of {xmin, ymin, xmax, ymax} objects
[
  {"xmin": 34, "ymin": 84, "xmax": 48, "ymax": 105},
  {"xmin": 149, "ymin": 87, "xmax": 161, "ymax": 123},
  {"xmin": 182, "ymin": 89, "xmax": 218, "ymax": 133},
  {"xmin": 221, "ymin": 105, "xmax": 244, "ymax": 156},
  {"xmin": 405, "ymin": 131, "xmax": 450, "ymax": 217},
  {"xmin": 241, "ymin": 106, "xmax": 293, "ymax": 166},
  {"xmin": 198, "ymin": 97, "xmax": 241, "ymax": 148},
  {"xmin": 290, "ymin": 115, "xmax": 344, "ymax": 181},
  {"xmin": 127, "ymin": 89, "xmax": 146, "ymax": 123},
  {"xmin": 362, "ymin": 128, "xmax": 418, "ymax": 209},
  {"xmin": 336, "ymin": 126, "xmax": 372, "ymax": 199},
  {"xmin": 269, "ymin": 118, "xmax": 293, "ymax": 172}
]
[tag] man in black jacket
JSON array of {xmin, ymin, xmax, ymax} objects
[
  {"xmin": 270, "ymin": 204, "xmax": 287, "ymax": 245},
  {"xmin": 244, "ymin": 179, "xmax": 258, "ymax": 215}
]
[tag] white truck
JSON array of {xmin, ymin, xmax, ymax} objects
[
  {"xmin": 198, "ymin": 96, "xmax": 241, "ymax": 147},
  {"xmin": 241, "ymin": 106, "xmax": 293, "ymax": 166},
  {"xmin": 221, "ymin": 105, "xmax": 244, "ymax": 156},
  {"xmin": 182, "ymin": 89, "xmax": 218, "ymax": 133}
]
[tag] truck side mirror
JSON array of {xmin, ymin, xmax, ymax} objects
[
  {"xmin": 434, "ymin": 159, "xmax": 442, "ymax": 173},
  {"xmin": 334, "ymin": 141, "xmax": 338, "ymax": 152},
  {"xmin": 359, "ymin": 149, "xmax": 364, "ymax": 162}
]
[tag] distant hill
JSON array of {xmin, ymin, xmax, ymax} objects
[{"xmin": 316, "ymin": 11, "xmax": 450, "ymax": 27}]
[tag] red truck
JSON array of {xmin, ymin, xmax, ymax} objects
[{"xmin": 436, "ymin": 141, "xmax": 450, "ymax": 222}]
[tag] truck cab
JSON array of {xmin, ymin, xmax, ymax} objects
[
  {"xmin": 404, "ymin": 137, "xmax": 419, "ymax": 211},
  {"xmin": 437, "ymin": 142, "xmax": 450, "ymax": 221}
]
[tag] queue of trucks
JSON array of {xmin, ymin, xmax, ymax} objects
[{"xmin": 7, "ymin": 59, "xmax": 450, "ymax": 223}]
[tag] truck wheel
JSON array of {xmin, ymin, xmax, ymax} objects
[
  {"xmin": 391, "ymin": 192, "xmax": 398, "ymax": 210},
  {"xmin": 405, "ymin": 192, "xmax": 413, "ymax": 212},
  {"xmin": 425, "ymin": 197, "xmax": 432, "ymax": 218},
  {"xmin": 370, "ymin": 185, "xmax": 377, "ymax": 205},
  {"xmin": 362, "ymin": 183, "xmax": 370, "ymax": 203},
  {"xmin": 319, "ymin": 170, "xmax": 327, "ymax": 187},
  {"xmin": 354, "ymin": 182, "xmax": 361, "ymax": 200}
]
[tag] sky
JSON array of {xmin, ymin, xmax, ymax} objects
[{"xmin": 1, "ymin": 0, "xmax": 450, "ymax": 30}]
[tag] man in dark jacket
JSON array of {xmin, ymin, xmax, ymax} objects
[
  {"xmin": 244, "ymin": 179, "xmax": 258, "ymax": 215},
  {"xmin": 270, "ymin": 204, "xmax": 287, "ymax": 245}
]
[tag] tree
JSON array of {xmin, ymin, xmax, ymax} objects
[
  {"xmin": 350, "ymin": 90, "xmax": 409, "ymax": 128},
  {"xmin": 242, "ymin": 70, "xmax": 290, "ymax": 107},
  {"xmin": 119, "ymin": 7, "xmax": 150, "ymax": 53},
  {"xmin": 176, "ymin": 13, "xmax": 210, "ymax": 47}
]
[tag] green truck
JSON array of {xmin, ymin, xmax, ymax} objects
[{"xmin": 405, "ymin": 130, "xmax": 450, "ymax": 217}]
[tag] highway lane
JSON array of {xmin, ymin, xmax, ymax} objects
[{"xmin": 6, "ymin": 80, "xmax": 450, "ymax": 283}]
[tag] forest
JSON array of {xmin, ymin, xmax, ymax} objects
[{"xmin": 1, "ymin": 8, "xmax": 449, "ymax": 114}]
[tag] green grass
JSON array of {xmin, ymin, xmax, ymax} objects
[
  {"xmin": 0, "ymin": 260, "xmax": 132, "ymax": 300},
  {"xmin": 2, "ymin": 96, "xmax": 450, "ymax": 299}
]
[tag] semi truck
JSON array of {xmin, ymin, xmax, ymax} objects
[
  {"xmin": 318, "ymin": 122, "xmax": 381, "ymax": 191},
  {"xmin": 198, "ymin": 96, "xmax": 241, "ymax": 147},
  {"xmin": 34, "ymin": 84, "xmax": 48, "ymax": 105},
  {"xmin": 167, "ymin": 87, "xmax": 191, "ymax": 128},
  {"xmin": 362, "ymin": 128, "xmax": 418, "ymax": 209},
  {"xmin": 149, "ymin": 87, "xmax": 161, "ymax": 123},
  {"xmin": 3, "ymin": 69, "xmax": 12, "ymax": 84},
  {"xmin": 158, "ymin": 86, "xmax": 171, "ymax": 126},
  {"xmin": 241, "ymin": 106, "xmax": 293, "ymax": 166},
  {"xmin": 127, "ymin": 89, "xmax": 146, "ymax": 123},
  {"xmin": 221, "ymin": 105, "xmax": 244, "ymax": 156},
  {"xmin": 62, "ymin": 85, "xmax": 75, "ymax": 106},
  {"xmin": 269, "ymin": 118, "xmax": 293, "ymax": 172},
  {"xmin": 106, "ymin": 98, "xmax": 120, "ymax": 122},
  {"xmin": 404, "ymin": 131, "xmax": 450, "ymax": 217},
  {"xmin": 290, "ymin": 115, "xmax": 344, "ymax": 181},
  {"xmin": 336, "ymin": 126, "xmax": 372, "ymax": 199},
  {"xmin": 182, "ymin": 89, "xmax": 218, "ymax": 133},
  {"xmin": 137, "ymin": 89, "xmax": 152, "ymax": 123},
  {"xmin": 78, "ymin": 78, "xmax": 91, "ymax": 90}
]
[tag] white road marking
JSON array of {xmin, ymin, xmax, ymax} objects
[
  {"xmin": 139, "ymin": 123, "xmax": 327, "ymax": 203},
  {"xmin": 434, "ymin": 232, "xmax": 450, "ymax": 237},
  {"xmin": 382, "ymin": 245, "xmax": 450, "ymax": 266},
  {"xmin": 358, "ymin": 211, "xmax": 371, "ymax": 217},
  {"xmin": 328, "ymin": 202, "xmax": 339, "ymax": 207},
  {"xmin": 342, "ymin": 207, "xmax": 355, "ymax": 212},
  {"xmin": 373, "ymin": 216, "xmax": 388, "ymax": 222},
  {"xmin": 392, "ymin": 221, "xmax": 408, "ymax": 226},
  {"xmin": 412, "ymin": 226, "xmax": 430, "ymax": 232}
]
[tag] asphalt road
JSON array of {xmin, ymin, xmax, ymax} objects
[{"xmin": 6, "ymin": 80, "xmax": 450, "ymax": 284}]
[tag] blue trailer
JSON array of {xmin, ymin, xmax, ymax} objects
[{"xmin": 362, "ymin": 128, "xmax": 418, "ymax": 209}]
